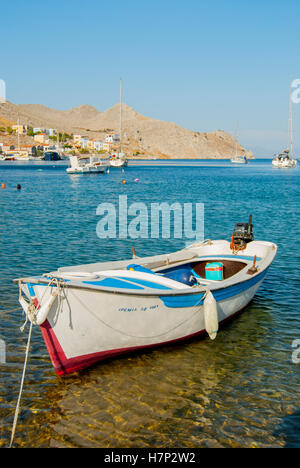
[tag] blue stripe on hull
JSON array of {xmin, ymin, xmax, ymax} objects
[
  {"xmin": 27, "ymin": 283, "xmax": 36, "ymax": 297},
  {"xmin": 24, "ymin": 268, "xmax": 269, "ymax": 307},
  {"xmin": 196, "ymin": 255, "xmax": 261, "ymax": 261},
  {"xmin": 83, "ymin": 278, "xmax": 145, "ymax": 290},
  {"xmin": 83, "ymin": 277, "xmax": 171, "ymax": 290}
]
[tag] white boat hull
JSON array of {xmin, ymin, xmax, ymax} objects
[
  {"xmin": 272, "ymin": 158, "xmax": 297, "ymax": 168},
  {"xmin": 110, "ymin": 160, "xmax": 126, "ymax": 167},
  {"xmin": 66, "ymin": 166, "xmax": 106, "ymax": 174},
  {"xmin": 33, "ymin": 274, "xmax": 264, "ymax": 375},
  {"xmin": 231, "ymin": 158, "xmax": 247, "ymax": 164},
  {"xmin": 109, "ymin": 159, "xmax": 127, "ymax": 167},
  {"xmin": 67, "ymin": 155, "xmax": 108, "ymax": 174}
]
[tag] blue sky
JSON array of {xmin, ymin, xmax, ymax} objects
[{"xmin": 1, "ymin": 0, "xmax": 300, "ymax": 156}]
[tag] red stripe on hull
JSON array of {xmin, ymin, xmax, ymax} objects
[
  {"xmin": 40, "ymin": 320, "xmax": 209, "ymax": 376},
  {"xmin": 40, "ymin": 307, "xmax": 246, "ymax": 376}
]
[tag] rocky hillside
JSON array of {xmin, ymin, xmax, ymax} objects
[{"xmin": 0, "ymin": 101, "xmax": 253, "ymax": 159}]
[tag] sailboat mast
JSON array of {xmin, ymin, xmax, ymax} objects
[
  {"xmin": 235, "ymin": 121, "xmax": 239, "ymax": 157},
  {"xmin": 289, "ymin": 81, "xmax": 294, "ymax": 159},
  {"xmin": 17, "ymin": 116, "xmax": 20, "ymax": 150},
  {"xmin": 120, "ymin": 78, "xmax": 122, "ymax": 153}
]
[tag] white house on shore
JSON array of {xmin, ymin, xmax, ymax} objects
[
  {"xmin": 33, "ymin": 128, "xmax": 44, "ymax": 134},
  {"xmin": 73, "ymin": 135, "xmax": 82, "ymax": 144},
  {"xmin": 79, "ymin": 138, "xmax": 89, "ymax": 149},
  {"xmin": 12, "ymin": 124, "xmax": 28, "ymax": 134},
  {"xmin": 93, "ymin": 141, "xmax": 104, "ymax": 151},
  {"xmin": 105, "ymin": 133, "xmax": 119, "ymax": 143}
]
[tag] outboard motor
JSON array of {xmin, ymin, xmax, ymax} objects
[{"xmin": 231, "ymin": 214, "xmax": 254, "ymax": 251}]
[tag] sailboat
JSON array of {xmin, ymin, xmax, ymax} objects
[
  {"xmin": 109, "ymin": 79, "xmax": 128, "ymax": 168},
  {"xmin": 231, "ymin": 122, "xmax": 248, "ymax": 164},
  {"xmin": 12, "ymin": 117, "xmax": 31, "ymax": 161},
  {"xmin": 272, "ymin": 82, "xmax": 297, "ymax": 168}
]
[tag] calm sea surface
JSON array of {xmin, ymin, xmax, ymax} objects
[{"xmin": 0, "ymin": 159, "xmax": 299, "ymax": 448}]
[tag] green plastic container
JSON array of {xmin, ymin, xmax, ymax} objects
[{"xmin": 205, "ymin": 262, "xmax": 223, "ymax": 281}]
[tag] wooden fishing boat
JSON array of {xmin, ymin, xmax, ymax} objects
[{"xmin": 15, "ymin": 219, "xmax": 277, "ymax": 376}]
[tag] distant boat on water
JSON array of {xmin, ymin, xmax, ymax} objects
[
  {"xmin": 231, "ymin": 122, "xmax": 248, "ymax": 164},
  {"xmin": 272, "ymin": 150, "xmax": 297, "ymax": 168},
  {"xmin": 44, "ymin": 151, "xmax": 62, "ymax": 161},
  {"xmin": 1, "ymin": 150, "xmax": 30, "ymax": 161},
  {"xmin": 67, "ymin": 155, "xmax": 109, "ymax": 174},
  {"xmin": 109, "ymin": 79, "xmax": 128, "ymax": 168},
  {"xmin": 109, "ymin": 152, "xmax": 128, "ymax": 167},
  {"xmin": 272, "ymin": 81, "xmax": 297, "ymax": 168},
  {"xmin": 231, "ymin": 155, "xmax": 248, "ymax": 164}
]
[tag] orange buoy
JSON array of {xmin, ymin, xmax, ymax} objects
[
  {"xmin": 122, "ymin": 179, "xmax": 126, "ymax": 184},
  {"xmin": 1, "ymin": 182, "xmax": 6, "ymax": 189}
]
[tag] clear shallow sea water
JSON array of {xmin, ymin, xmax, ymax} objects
[{"xmin": 0, "ymin": 159, "xmax": 299, "ymax": 448}]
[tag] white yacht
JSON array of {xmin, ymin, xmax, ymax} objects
[
  {"xmin": 231, "ymin": 122, "xmax": 248, "ymax": 164},
  {"xmin": 272, "ymin": 82, "xmax": 297, "ymax": 168},
  {"xmin": 272, "ymin": 150, "xmax": 297, "ymax": 168}
]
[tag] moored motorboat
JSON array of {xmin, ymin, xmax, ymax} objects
[
  {"xmin": 66, "ymin": 155, "xmax": 109, "ymax": 174},
  {"xmin": 15, "ymin": 217, "xmax": 277, "ymax": 376},
  {"xmin": 1, "ymin": 155, "xmax": 15, "ymax": 161}
]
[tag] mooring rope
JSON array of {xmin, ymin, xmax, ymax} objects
[
  {"xmin": 0, "ymin": 307, "xmax": 22, "ymax": 316},
  {"xmin": 9, "ymin": 277, "xmax": 64, "ymax": 448},
  {"xmin": 9, "ymin": 319, "xmax": 33, "ymax": 448},
  {"xmin": 72, "ymin": 287, "xmax": 208, "ymax": 340}
]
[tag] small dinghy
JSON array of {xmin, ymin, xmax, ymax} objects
[{"xmin": 14, "ymin": 217, "xmax": 277, "ymax": 376}]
